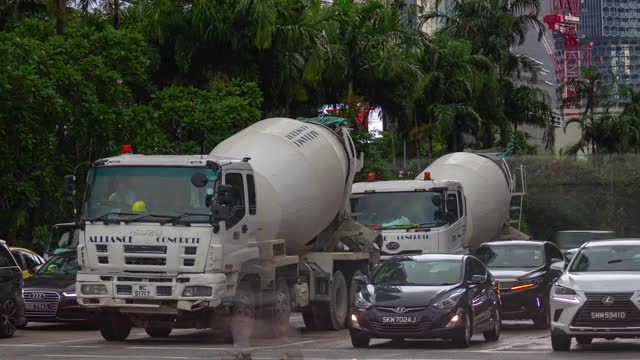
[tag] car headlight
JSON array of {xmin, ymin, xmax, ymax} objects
[
  {"xmin": 553, "ymin": 285, "xmax": 579, "ymax": 303},
  {"xmin": 354, "ymin": 292, "xmax": 372, "ymax": 309},
  {"xmin": 81, "ymin": 284, "xmax": 107, "ymax": 295},
  {"xmin": 433, "ymin": 290, "xmax": 465, "ymax": 309},
  {"xmin": 510, "ymin": 277, "xmax": 543, "ymax": 291}
]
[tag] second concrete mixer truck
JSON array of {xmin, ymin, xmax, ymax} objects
[
  {"xmin": 66, "ymin": 117, "xmax": 380, "ymax": 343},
  {"xmin": 352, "ymin": 151, "xmax": 528, "ymax": 257}
]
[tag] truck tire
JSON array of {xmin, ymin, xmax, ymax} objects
[
  {"xmin": 347, "ymin": 269, "xmax": 365, "ymax": 327},
  {"xmin": 98, "ymin": 312, "xmax": 131, "ymax": 341},
  {"xmin": 145, "ymin": 327, "xmax": 172, "ymax": 338},
  {"xmin": 313, "ymin": 270, "xmax": 348, "ymax": 331},
  {"xmin": 231, "ymin": 281, "xmax": 256, "ymax": 346}
]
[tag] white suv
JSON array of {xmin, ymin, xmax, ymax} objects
[{"xmin": 550, "ymin": 239, "xmax": 640, "ymax": 351}]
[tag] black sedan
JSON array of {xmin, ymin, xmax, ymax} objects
[
  {"xmin": 349, "ymin": 254, "xmax": 501, "ymax": 348},
  {"xmin": 22, "ymin": 251, "xmax": 92, "ymax": 325},
  {"xmin": 474, "ymin": 240, "xmax": 564, "ymax": 328}
]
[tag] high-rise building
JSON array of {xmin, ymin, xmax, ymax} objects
[
  {"xmin": 410, "ymin": 0, "xmax": 454, "ymax": 35},
  {"xmin": 580, "ymin": 0, "xmax": 640, "ymax": 87}
]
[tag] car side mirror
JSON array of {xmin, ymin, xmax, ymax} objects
[
  {"xmin": 550, "ymin": 261, "xmax": 566, "ymax": 272},
  {"xmin": 354, "ymin": 275, "xmax": 368, "ymax": 285},
  {"xmin": 470, "ymin": 275, "xmax": 485, "ymax": 284},
  {"xmin": 63, "ymin": 175, "xmax": 75, "ymax": 196}
]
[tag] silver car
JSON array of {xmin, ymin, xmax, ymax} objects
[{"xmin": 550, "ymin": 239, "xmax": 640, "ymax": 351}]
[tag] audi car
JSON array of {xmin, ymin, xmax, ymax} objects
[
  {"xmin": 22, "ymin": 250, "xmax": 92, "ymax": 325},
  {"xmin": 349, "ymin": 254, "xmax": 501, "ymax": 348},
  {"xmin": 475, "ymin": 240, "xmax": 564, "ymax": 328},
  {"xmin": 551, "ymin": 239, "xmax": 640, "ymax": 351}
]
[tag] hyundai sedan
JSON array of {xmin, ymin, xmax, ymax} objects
[{"xmin": 349, "ymin": 254, "xmax": 501, "ymax": 348}]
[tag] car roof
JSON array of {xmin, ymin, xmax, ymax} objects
[
  {"xmin": 481, "ymin": 240, "xmax": 546, "ymax": 247},
  {"xmin": 9, "ymin": 247, "xmax": 38, "ymax": 254},
  {"xmin": 388, "ymin": 254, "xmax": 467, "ymax": 261},
  {"xmin": 582, "ymin": 238, "xmax": 640, "ymax": 248}
]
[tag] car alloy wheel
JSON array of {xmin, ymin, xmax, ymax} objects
[{"xmin": 0, "ymin": 300, "xmax": 17, "ymax": 338}]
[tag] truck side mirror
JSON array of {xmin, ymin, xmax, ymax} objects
[
  {"xmin": 211, "ymin": 184, "xmax": 234, "ymax": 222},
  {"xmin": 63, "ymin": 175, "xmax": 75, "ymax": 196},
  {"xmin": 191, "ymin": 172, "xmax": 209, "ymax": 188}
]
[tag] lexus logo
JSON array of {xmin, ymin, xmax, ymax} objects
[
  {"xmin": 386, "ymin": 242, "xmax": 400, "ymax": 250},
  {"xmin": 392, "ymin": 307, "xmax": 408, "ymax": 313},
  {"xmin": 29, "ymin": 292, "xmax": 45, "ymax": 300},
  {"xmin": 603, "ymin": 296, "xmax": 615, "ymax": 305}
]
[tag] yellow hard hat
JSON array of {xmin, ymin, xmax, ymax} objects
[{"xmin": 131, "ymin": 200, "xmax": 146, "ymax": 212}]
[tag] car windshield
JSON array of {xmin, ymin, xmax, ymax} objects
[
  {"xmin": 36, "ymin": 254, "xmax": 80, "ymax": 276},
  {"xmin": 82, "ymin": 166, "xmax": 217, "ymax": 222},
  {"xmin": 475, "ymin": 245, "xmax": 544, "ymax": 268},
  {"xmin": 371, "ymin": 259, "xmax": 462, "ymax": 286},
  {"xmin": 570, "ymin": 244, "xmax": 640, "ymax": 272},
  {"xmin": 351, "ymin": 191, "xmax": 443, "ymax": 228}
]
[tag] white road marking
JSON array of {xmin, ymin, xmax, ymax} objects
[
  {"xmin": 126, "ymin": 339, "xmax": 318, "ymax": 352},
  {"xmin": 40, "ymin": 356, "xmax": 197, "ymax": 359}
]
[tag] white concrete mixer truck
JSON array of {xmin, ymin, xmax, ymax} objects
[
  {"xmin": 66, "ymin": 118, "xmax": 380, "ymax": 343},
  {"xmin": 351, "ymin": 151, "xmax": 528, "ymax": 257}
]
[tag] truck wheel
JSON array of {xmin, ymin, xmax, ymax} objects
[
  {"xmin": 314, "ymin": 270, "xmax": 348, "ymax": 331},
  {"xmin": 347, "ymin": 269, "xmax": 365, "ymax": 327},
  {"xmin": 260, "ymin": 278, "xmax": 291, "ymax": 338},
  {"xmin": 145, "ymin": 327, "xmax": 172, "ymax": 338},
  {"xmin": 231, "ymin": 281, "xmax": 256, "ymax": 346},
  {"xmin": 97, "ymin": 312, "xmax": 131, "ymax": 341}
]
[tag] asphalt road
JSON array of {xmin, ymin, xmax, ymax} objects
[{"xmin": 3, "ymin": 317, "xmax": 640, "ymax": 360}]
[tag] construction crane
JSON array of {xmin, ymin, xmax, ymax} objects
[{"xmin": 543, "ymin": 0, "xmax": 592, "ymax": 107}]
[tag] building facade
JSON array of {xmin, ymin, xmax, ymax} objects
[{"xmin": 580, "ymin": 0, "xmax": 640, "ymax": 87}]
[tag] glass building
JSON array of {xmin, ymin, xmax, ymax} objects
[{"xmin": 580, "ymin": 0, "xmax": 640, "ymax": 86}]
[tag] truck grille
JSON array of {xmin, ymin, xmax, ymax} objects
[
  {"xmin": 116, "ymin": 285, "xmax": 132, "ymax": 295},
  {"xmin": 572, "ymin": 292, "xmax": 640, "ymax": 328},
  {"xmin": 156, "ymin": 286, "xmax": 172, "ymax": 297},
  {"xmin": 124, "ymin": 245, "xmax": 167, "ymax": 254},
  {"xmin": 370, "ymin": 322, "xmax": 431, "ymax": 334},
  {"xmin": 24, "ymin": 291, "xmax": 60, "ymax": 318},
  {"xmin": 125, "ymin": 257, "xmax": 166, "ymax": 266}
]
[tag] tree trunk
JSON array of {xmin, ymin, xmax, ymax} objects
[
  {"xmin": 388, "ymin": 117, "xmax": 397, "ymax": 175},
  {"xmin": 114, "ymin": 0, "xmax": 120, "ymax": 29},
  {"xmin": 56, "ymin": 0, "xmax": 65, "ymax": 35},
  {"xmin": 414, "ymin": 112, "xmax": 421, "ymax": 172},
  {"xmin": 428, "ymin": 136, "xmax": 433, "ymax": 164}
]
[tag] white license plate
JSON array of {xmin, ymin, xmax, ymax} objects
[
  {"xmin": 381, "ymin": 316, "xmax": 417, "ymax": 324},
  {"xmin": 26, "ymin": 303, "xmax": 50, "ymax": 311},
  {"xmin": 132, "ymin": 284, "xmax": 154, "ymax": 297},
  {"xmin": 590, "ymin": 311, "xmax": 626, "ymax": 320}
]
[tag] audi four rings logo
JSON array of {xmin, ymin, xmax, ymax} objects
[
  {"xmin": 392, "ymin": 307, "xmax": 408, "ymax": 313},
  {"xmin": 29, "ymin": 292, "xmax": 45, "ymax": 300},
  {"xmin": 603, "ymin": 296, "xmax": 615, "ymax": 305}
]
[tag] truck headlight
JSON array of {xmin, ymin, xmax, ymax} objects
[
  {"xmin": 433, "ymin": 290, "xmax": 464, "ymax": 309},
  {"xmin": 81, "ymin": 284, "xmax": 107, "ymax": 295},
  {"xmin": 354, "ymin": 292, "xmax": 372, "ymax": 309},
  {"xmin": 182, "ymin": 286, "xmax": 212, "ymax": 297}
]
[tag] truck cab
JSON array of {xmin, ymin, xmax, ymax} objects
[{"xmin": 351, "ymin": 176, "xmax": 466, "ymax": 256}]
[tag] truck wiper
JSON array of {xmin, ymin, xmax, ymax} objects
[
  {"xmin": 82, "ymin": 211, "xmax": 138, "ymax": 224},
  {"xmin": 123, "ymin": 214, "xmax": 177, "ymax": 224},
  {"xmin": 607, "ymin": 258, "xmax": 640, "ymax": 264},
  {"xmin": 159, "ymin": 212, "xmax": 209, "ymax": 225}
]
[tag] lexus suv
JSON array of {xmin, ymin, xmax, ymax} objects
[{"xmin": 550, "ymin": 239, "xmax": 640, "ymax": 351}]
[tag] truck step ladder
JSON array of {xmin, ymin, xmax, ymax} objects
[{"xmin": 509, "ymin": 164, "xmax": 527, "ymax": 231}]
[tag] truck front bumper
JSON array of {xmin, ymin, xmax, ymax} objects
[{"xmin": 76, "ymin": 272, "xmax": 229, "ymax": 313}]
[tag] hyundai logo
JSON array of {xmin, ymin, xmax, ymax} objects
[
  {"xmin": 392, "ymin": 307, "xmax": 408, "ymax": 313},
  {"xmin": 29, "ymin": 292, "xmax": 45, "ymax": 300},
  {"xmin": 386, "ymin": 242, "xmax": 400, "ymax": 250},
  {"xmin": 603, "ymin": 296, "xmax": 615, "ymax": 305}
]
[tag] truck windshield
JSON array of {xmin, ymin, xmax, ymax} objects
[
  {"xmin": 372, "ymin": 259, "xmax": 462, "ymax": 286},
  {"xmin": 570, "ymin": 245, "xmax": 640, "ymax": 272},
  {"xmin": 475, "ymin": 245, "xmax": 544, "ymax": 268},
  {"xmin": 351, "ymin": 191, "xmax": 442, "ymax": 228},
  {"xmin": 46, "ymin": 226, "xmax": 78, "ymax": 256},
  {"xmin": 82, "ymin": 166, "xmax": 217, "ymax": 223}
]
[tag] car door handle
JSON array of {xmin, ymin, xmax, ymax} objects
[{"xmin": 242, "ymin": 224, "xmax": 248, "ymax": 233}]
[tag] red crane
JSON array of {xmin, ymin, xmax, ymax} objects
[{"xmin": 543, "ymin": 0, "xmax": 592, "ymax": 106}]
